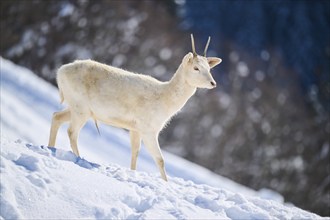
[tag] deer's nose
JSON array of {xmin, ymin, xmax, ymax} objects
[{"xmin": 210, "ymin": 81, "xmax": 217, "ymax": 87}]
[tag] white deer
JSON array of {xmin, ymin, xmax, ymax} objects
[{"xmin": 48, "ymin": 34, "xmax": 222, "ymax": 181}]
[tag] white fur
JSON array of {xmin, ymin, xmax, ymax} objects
[{"xmin": 48, "ymin": 52, "xmax": 221, "ymax": 181}]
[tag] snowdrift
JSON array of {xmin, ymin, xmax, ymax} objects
[{"xmin": 1, "ymin": 137, "xmax": 325, "ymax": 219}]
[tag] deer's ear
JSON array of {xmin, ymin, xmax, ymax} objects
[
  {"xmin": 207, "ymin": 57, "xmax": 222, "ymax": 69},
  {"xmin": 183, "ymin": 52, "xmax": 194, "ymax": 64}
]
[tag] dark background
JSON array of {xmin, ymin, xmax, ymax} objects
[{"xmin": 1, "ymin": 0, "xmax": 329, "ymax": 216}]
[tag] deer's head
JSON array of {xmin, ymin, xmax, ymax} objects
[{"xmin": 182, "ymin": 34, "xmax": 222, "ymax": 89}]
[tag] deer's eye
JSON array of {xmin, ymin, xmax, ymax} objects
[{"xmin": 194, "ymin": 66, "xmax": 199, "ymax": 71}]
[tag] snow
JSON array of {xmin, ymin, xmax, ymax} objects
[
  {"xmin": 1, "ymin": 138, "xmax": 326, "ymax": 219},
  {"xmin": 0, "ymin": 57, "xmax": 328, "ymax": 219}
]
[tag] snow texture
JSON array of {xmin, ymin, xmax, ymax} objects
[
  {"xmin": 1, "ymin": 57, "xmax": 328, "ymax": 219},
  {"xmin": 1, "ymin": 138, "xmax": 326, "ymax": 219}
]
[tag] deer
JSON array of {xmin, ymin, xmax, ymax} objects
[{"xmin": 48, "ymin": 34, "xmax": 222, "ymax": 181}]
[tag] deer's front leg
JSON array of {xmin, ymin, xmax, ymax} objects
[{"xmin": 141, "ymin": 132, "xmax": 168, "ymax": 181}]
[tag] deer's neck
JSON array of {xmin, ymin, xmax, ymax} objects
[{"xmin": 163, "ymin": 64, "xmax": 196, "ymax": 115}]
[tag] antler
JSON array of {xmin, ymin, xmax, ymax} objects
[
  {"xmin": 203, "ymin": 36, "xmax": 211, "ymax": 57},
  {"xmin": 190, "ymin": 34, "xmax": 197, "ymax": 57}
]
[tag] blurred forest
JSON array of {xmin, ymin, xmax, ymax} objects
[{"xmin": 1, "ymin": 0, "xmax": 329, "ymax": 216}]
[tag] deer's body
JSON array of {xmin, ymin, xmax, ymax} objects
[
  {"xmin": 57, "ymin": 59, "xmax": 196, "ymax": 133},
  {"xmin": 48, "ymin": 35, "xmax": 222, "ymax": 181}
]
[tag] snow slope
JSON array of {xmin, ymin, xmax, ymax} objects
[
  {"xmin": 1, "ymin": 137, "xmax": 326, "ymax": 219},
  {"xmin": 0, "ymin": 57, "xmax": 328, "ymax": 219}
]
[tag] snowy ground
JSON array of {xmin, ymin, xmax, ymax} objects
[
  {"xmin": 2, "ymin": 137, "xmax": 325, "ymax": 219},
  {"xmin": 0, "ymin": 57, "xmax": 328, "ymax": 219}
]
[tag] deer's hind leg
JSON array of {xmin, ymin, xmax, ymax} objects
[
  {"xmin": 67, "ymin": 108, "xmax": 90, "ymax": 157},
  {"xmin": 130, "ymin": 131, "xmax": 141, "ymax": 170},
  {"xmin": 48, "ymin": 109, "xmax": 71, "ymax": 147}
]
